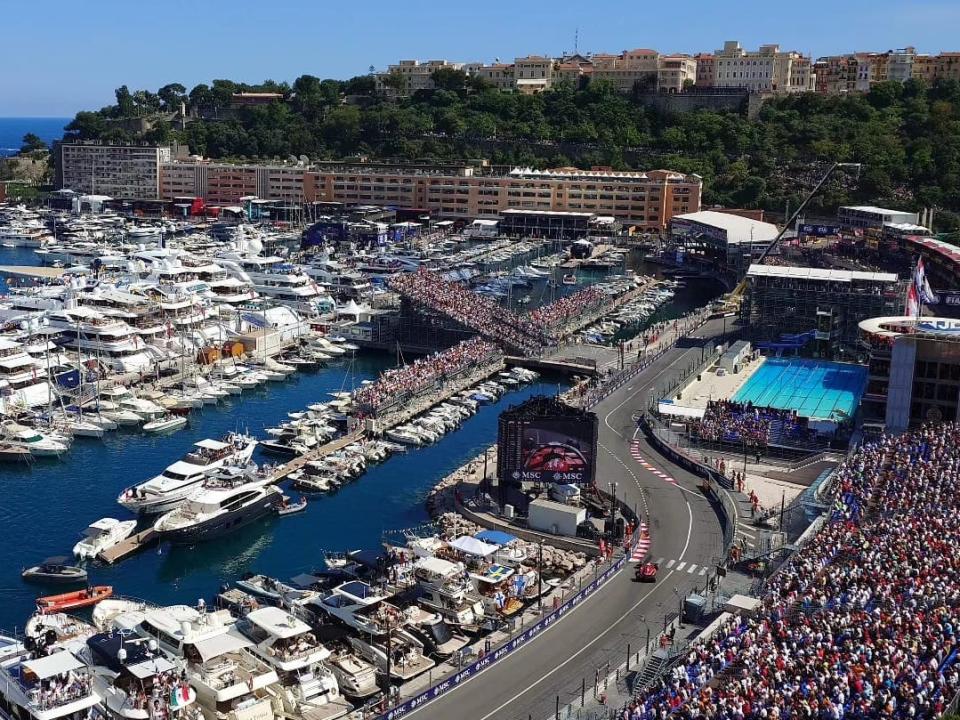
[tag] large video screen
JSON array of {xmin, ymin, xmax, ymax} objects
[{"xmin": 518, "ymin": 418, "xmax": 595, "ymax": 484}]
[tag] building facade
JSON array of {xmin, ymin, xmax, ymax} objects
[
  {"xmin": 375, "ymin": 59, "xmax": 466, "ymax": 96},
  {"xmin": 58, "ymin": 142, "xmax": 172, "ymax": 200},
  {"xmin": 711, "ymin": 41, "xmax": 815, "ymax": 93},
  {"xmin": 859, "ymin": 316, "xmax": 960, "ymax": 431},
  {"xmin": 838, "ymin": 205, "xmax": 920, "ymax": 230}
]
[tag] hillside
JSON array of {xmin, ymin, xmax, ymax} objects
[{"xmin": 63, "ymin": 75, "xmax": 960, "ymax": 230}]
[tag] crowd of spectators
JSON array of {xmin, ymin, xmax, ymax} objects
[
  {"xmin": 353, "ymin": 337, "xmax": 499, "ymax": 413},
  {"xmin": 690, "ymin": 401, "xmax": 812, "ymax": 449},
  {"xmin": 389, "ymin": 270, "xmax": 550, "ymax": 354},
  {"xmin": 625, "ymin": 422, "xmax": 960, "ymax": 720},
  {"xmin": 529, "ymin": 285, "xmax": 606, "ymax": 330}
]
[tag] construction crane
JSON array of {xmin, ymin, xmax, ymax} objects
[{"xmin": 722, "ymin": 161, "xmax": 862, "ymax": 309}]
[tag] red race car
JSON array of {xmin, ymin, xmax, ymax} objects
[{"xmin": 635, "ymin": 562, "xmax": 659, "ymax": 582}]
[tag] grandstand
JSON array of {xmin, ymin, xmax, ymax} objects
[{"xmin": 627, "ymin": 422, "xmax": 960, "ymax": 720}]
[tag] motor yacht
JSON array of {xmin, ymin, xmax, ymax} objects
[
  {"xmin": 152, "ymin": 466, "xmax": 281, "ymax": 545},
  {"xmin": 324, "ymin": 648, "xmax": 378, "ymax": 700},
  {"xmin": 236, "ymin": 607, "xmax": 352, "ymax": 719},
  {"xmin": 108, "ymin": 604, "xmax": 281, "ymax": 720},
  {"xmin": 117, "ymin": 434, "xmax": 257, "ymax": 515},
  {"xmin": 0, "ymin": 641, "xmax": 100, "ymax": 720},
  {"xmin": 312, "ymin": 582, "xmax": 434, "ymax": 681},
  {"xmin": 413, "ymin": 557, "xmax": 485, "ymax": 630},
  {"xmin": 1, "ymin": 421, "xmax": 70, "ymax": 457},
  {"xmin": 72, "ymin": 518, "xmax": 137, "ymax": 560},
  {"xmin": 83, "ymin": 631, "xmax": 201, "ymax": 720}
]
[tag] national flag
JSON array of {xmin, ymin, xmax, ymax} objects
[
  {"xmin": 914, "ymin": 258, "xmax": 938, "ymax": 305},
  {"xmin": 905, "ymin": 281, "xmax": 920, "ymax": 318}
]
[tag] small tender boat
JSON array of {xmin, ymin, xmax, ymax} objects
[
  {"xmin": 73, "ymin": 517, "xmax": 137, "ymax": 559},
  {"xmin": 236, "ymin": 573, "xmax": 299, "ymax": 602},
  {"xmin": 142, "ymin": 414, "xmax": 188, "ymax": 434},
  {"xmin": 562, "ymin": 274, "xmax": 578, "ymax": 285},
  {"xmin": 277, "ymin": 496, "xmax": 307, "ymax": 516},
  {"xmin": 36, "ymin": 585, "xmax": 113, "ymax": 614},
  {"xmin": 22, "ymin": 557, "xmax": 88, "ymax": 584}
]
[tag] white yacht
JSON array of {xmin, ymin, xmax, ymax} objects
[
  {"xmin": 83, "ymin": 630, "xmax": 201, "ymax": 720},
  {"xmin": 313, "ymin": 582, "xmax": 435, "ymax": 681},
  {"xmin": 236, "ymin": 607, "xmax": 352, "ymax": 719},
  {"xmin": 117, "ymin": 434, "xmax": 258, "ymax": 515},
  {"xmin": 72, "ymin": 517, "xmax": 137, "ymax": 560},
  {"xmin": 323, "ymin": 648, "xmax": 378, "ymax": 700},
  {"xmin": 109, "ymin": 605, "xmax": 280, "ymax": 720},
  {"xmin": 1, "ymin": 421, "xmax": 70, "ymax": 456},
  {"xmin": 0, "ymin": 222, "xmax": 52, "ymax": 248},
  {"xmin": 0, "ymin": 641, "xmax": 101, "ymax": 720},
  {"xmin": 217, "ymin": 253, "xmax": 332, "ymax": 315},
  {"xmin": 413, "ymin": 557, "xmax": 485, "ymax": 630},
  {"xmin": 98, "ymin": 385, "xmax": 166, "ymax": 421},
  {"xmin": 0, "ymin": 337, "xmax": 55, "ymax": 413},
  {"xmin": 46, "ymin": 305, "xmax": 157, "ymax": 374}
]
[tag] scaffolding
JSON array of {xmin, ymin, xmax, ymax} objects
[{"xmin": 741, "ymin": 266, "xmax": 905, "ymax": 358}]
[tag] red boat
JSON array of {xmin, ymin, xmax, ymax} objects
[{"xmin": 36, "ymin": 586, "xmax": 113, "ymax": 614}]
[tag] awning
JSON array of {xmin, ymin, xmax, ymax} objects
[
  {"xmin": 449, "ymin": 536, "xmax": 498, "ymax": 558},
  {"xmin": 192, "ymin": 628, "xmax": 252, "ymax": 662},
  {"xmin": 23, "ymin": 650, "xmax": 84, "ymax": 679},
  {"xmin": 0, "ymin": 355, "xmax": 36, "ymax": 369},
  {"xmin": 474, "ymin": 530, "xmax": 517, "ymax": 546},
  {"xmin": 414, "ymin": 556, "xmax": 460, "ymax": 576},
  {"xmin": 194, "ymin": 439, "xmax": 229, "ymax": 451},
  {"xmin": 127, "ymin": 656, "xmax": 176, "ymax": 680}
]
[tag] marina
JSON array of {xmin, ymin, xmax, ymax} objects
[{"xmin": 0, "ymin": 210, "xmax": 720, "ymax": 719}]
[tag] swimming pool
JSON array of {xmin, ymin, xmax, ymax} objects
[{"xmin": 732, "ymin": 358, "xmax": 867, "ymax": 420}]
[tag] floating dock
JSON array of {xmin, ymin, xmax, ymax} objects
[
  {"xmin": 0, "ymin": 265, "xmax": 66, "ymax": 280},
  {"xmin": 98, "ymin": 529, "xmax": 158, "ymax": 564}
]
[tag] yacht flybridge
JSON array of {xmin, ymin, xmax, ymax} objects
[
  {"xmin": 0, "ymin": 641, "xmax": 101, "ymax": 720},
  {"xmin": 118, "ymin": 434, "xmax": 257, "ymax": 515}
]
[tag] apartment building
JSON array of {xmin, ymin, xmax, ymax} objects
[
  {"xmin": 57, "ymin": 142, "xmax": 172, "ymax": 200},
  {"xmin": 465, "ymin": 62, "xmax": 516, "ymax": 91},
  {"xmin": 815, "ymin": 48, "xmax": 960, "ymax": 94},
  {"xmin": 711, "ymin": 41, "xmax": 814, "ymax": 93},
  {"xmin": 302, "ymin": 163, "xmax": 701, "ymax": 228},
  {"xmin": 657, "ymin": 56, "xmax": 698, "ymax": 92},
  {"xmin": 375, "ymin": 59, "xmax": 465, "ymax": 96},
  {"xmin": 160, "ymin": 161, "xmax": 309, "ymax": 205},
  {"xmin": 694, "ymin": 54, "xmax": 716, "ymax": 87}
]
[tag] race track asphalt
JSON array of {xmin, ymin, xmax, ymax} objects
[{"xmin": 410, "ymin": 318, "xmax": 733, "ymax": 720}]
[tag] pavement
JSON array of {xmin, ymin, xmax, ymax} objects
[{"xmin": 407, "ymin": 317, "xmax": 751, "ymax": 720}]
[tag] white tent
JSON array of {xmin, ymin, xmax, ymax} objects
[{"xmin": 449, "ymin": 536, "xmax": 498, "ymax": 558}]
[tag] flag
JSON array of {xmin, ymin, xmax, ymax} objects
[
  {"xmin": 905, "ymin": 281, "xmax": 920, "ymax": 318},
  {"xmin": 914, "ymin": 258, "xmax": 938, "ymax": 305}
]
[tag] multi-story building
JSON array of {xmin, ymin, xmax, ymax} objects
[
  {"xmin": 160, "ymin": 160, "xmax": 310, "ymax": 205},
  {"xmin": 513, "ymin": 56, "xmax": 554, "ymax": 94},
  {"xmin": 304, "ymin": 163, "xmax": 700, "ymax": 228},
  {"xmin": 465, "ymin": 62, "xmax": 517, "ymax": 91},
  {"xmin": 693, "ymin": 54, "xmax": 716, "ymax": 87},
  {"xmin": 712, "ymin": 41, "xmax": 815, "ymax": 93},
  {"xmin": 590, "ymin": 49, "xmax": 661, "ymax": 93},
  {"xmin": 657, "ymin": 55, "xmax": 698, "ymax": 92},
  {"xmin": 375, "ymin": 59, "xmax": 465, "ymax": 96},
  {"xmin": 859, "ymin": 316, "xmax": 960, "ymax": 431},
  {"xmin": 838, "ymin": 205, "xmax": 919, "ymax": 230},
  {"xmin": 57, "ymin": 142, "xmax": 172, "ymax": 200}
]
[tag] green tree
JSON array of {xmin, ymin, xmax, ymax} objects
[
  {"xmin": 158, "ymin": 83, "xmax": 187, "ymax": 111},
  {"xmin": 20, "ymin": 133, "xmax": 46, "ymax": 153},
  {"xmin": 114, "ymin": 85, "xmax": 135, "ymax": 117},
  {"xmin": 431, "ymin": 68, "xmax": 469, "ymax": 93}
]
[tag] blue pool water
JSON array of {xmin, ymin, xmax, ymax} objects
[{"xmin": 732, "ymin": 358, "xmax": 867, "ymax": 420}]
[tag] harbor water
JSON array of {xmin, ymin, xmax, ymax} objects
[{"xmin": 0, "ymin": 244, "xmax": 721, "ymax": 630}]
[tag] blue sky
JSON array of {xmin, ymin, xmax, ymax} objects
[{"xmin": 5, "ymin": 0, "xmax": 960, "ymax": 116}]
